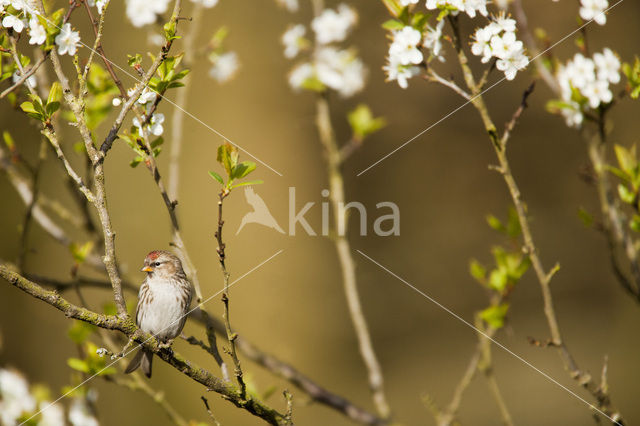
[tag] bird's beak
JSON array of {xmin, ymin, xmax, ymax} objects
[{"xmin": 141, "ymin": 266, "xmax": 153, "ymax": 272}]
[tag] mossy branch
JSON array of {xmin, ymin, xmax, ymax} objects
[{"xmin": 0, "ymin": 264, "xmax": 288, "ymax": 425}]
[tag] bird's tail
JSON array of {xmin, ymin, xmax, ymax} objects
[{"xmin": 124, "ymin": 348, "xmax": 153, "ymax": 378}]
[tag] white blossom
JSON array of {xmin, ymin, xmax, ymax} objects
[
  {"xmin": 593, "ymin": 48, "xmax": 620, "ymax": 84},
  {"xmin": 0, "ymin": 369, "xmax": 36, "ymax": 426},
  {"xmin": 96, "ymin": 0, "xmax": 107, "ymax": 14},
  {"xmin": 423, "ymin": 19, "xmax": 445, "ymax": 62},
  {"xmin": 560, "ymin": 101, "xmax": 584, "ymax": 128},
  {"xmin": 311, "ymin": 3, "xmax": 357, "ymax": 45},
  {"xmin": 383, "ymin": 56, "xmax": 420, "ymax": 89},
  {"xmin": 38, "ymin": 401, "xmax": 65, "ymax": 426},
  {"xmin": 491, "ymin": 12, "xmax": 516, "ymax": 33},
  {"xmin": 315, "ymin": 46, "xmax": 365, "ymax": 97},
  {"xmin": 138, "ymin": 87, "xmax": 157, "ymax": 105},
  {"xmin": 209, "ymin": 51, "xmax": 240, "ymax": 83},
  {"xmin": 288, "ymin": 62, "xmax": 314, "ymax": 90},
  {"xmin": 399, "ymin": 0, "xmax": 419, "ymax": 5},
  {"xmin": 133, "ymin": 112, "xmax": 164, "ymax": 136},
  {"xmin": 426, "ymin": 0, "xmax": 488, "ymax": 18},
  {"xmin": 471, "ymin": 26, "xmax": 495, "ymax": 63},
  {"xmin": 388, "ymin": 26, "xmax": 423, "ymax": 66},
  {"xmin": 12, "ymin": 70, "xmax": 36, "ymax": 89},
  {"xmin": 276, "ymin": 0, "xmax": 298, "ymax": 12},
  {"xmin": 112, "ymin": 97, "xmax": 122, "ymax": 106},
  {"xmin": 555, "ymin": 49, "xmax": 620, "ymax": 126},
  {"xmin": 470, "ymin": 21, "xmax": 529, "ymax": 80},
  {"xmin": 190, "ymin": 0, "xmax": 218, "ymax": 7},
  {"xmin": 10, "ymin": 0, "xmax": 36, "ymax": 14},
  {"xmin": 125, "ymin": 0, "xmax": 170, "ymax": 27},
  {"xmin": 579, "ymin": 0, "xmax": 608, "ymax": 26},
  {"xmin": 54, "ymin": 23, "xmax": 81, "ymax": 56},
  {"xmin": 28, "ymin": 17, "xmax": 45, "ymax": 45},
  {"xmin": 583, "ymin": 79, "xmax": 613, "ymax": 108},
  {"xmin": 69, "ymin": 398, "xmax": 99, "ymax": 426},
  {"xmin": 281, "ymin": 24, "xmax": 306, "ymax": 59},
  {"xmin": 2, "ymin": 15, "xmax": 25, "ymax": 33}
]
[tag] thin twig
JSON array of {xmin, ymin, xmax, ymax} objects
[
  {"xmin": 168, "ymin": 2, "xmax": 204, "ymax": 200},
  {"xmin": 215, "ymin": 190, "xmax": 247, "ymax": 398},
  {"xmin": 201, "ymin": 396, "xmax": 222, "ymax": 426},
  {"xmin": 315, "ymin": 94, "xmax": 391, "ymax": 419}
]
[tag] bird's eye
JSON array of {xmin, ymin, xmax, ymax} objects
[{"xmin": 154, "ymin": 262, "xmax": 161, "ymax": 266}]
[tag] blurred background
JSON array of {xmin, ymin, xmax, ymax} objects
[{"xmin": 2, "ymin": 0, "xmax": 640, "ymax": 424}]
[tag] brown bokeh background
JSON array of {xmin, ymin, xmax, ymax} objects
[{"xmin": 2, "ymin": 0, "xmax": 640, "ymax": 425}]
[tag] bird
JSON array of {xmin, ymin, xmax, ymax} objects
[
  {"xmin": 124, "ymin": 250, "xmax": 193, "ymax": 378},
  {"xmin": 236, "ymin": 186, "xmax": 285, "ymax": 235}
]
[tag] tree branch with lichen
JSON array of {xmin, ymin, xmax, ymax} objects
[
  {"xmin": 444, "ymin": 15, "xmax": 623, "ymax": 423},
  {"xmin": 0, "ymin": 264, "xmax": 288, "ymax": 425}
]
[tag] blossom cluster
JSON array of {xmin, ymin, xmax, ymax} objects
[
  {"xmin": 579, "ymin": 0, "xmax": 608, "ymax": 26},
  {"xmin": 1, "ymin": 0, "xmax": 81, "ymax": 60},
  {"xmin": 125, "ymin": 0, "xmax": 218, "ymax": 27},
  {"xmin": 0, "ymin": 367, "xmax": 98, "ymax": 426},
  {"xmin": 383, "ymin": 19, "xmax": 444, "ymax": 89},
  {"xmin": 555, "ymin": 48, "xmax": 620, "ymax": 128},
  {"xmin": 470, "ymin": 13, "xmax": 529, "ymax": 80},
  {"xmin": 425, "ymin": 0, "xmax": 488, "ymax": 19},
  {"xmin": 124, "ymin": 86, "xmax": 166, "ymax": 136},
  {"xmin": 284, "ymin": 3, "xmax": 365, "ymax": 98}
]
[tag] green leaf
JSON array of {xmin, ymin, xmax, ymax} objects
[
  {"xmin": 631, "ymin": 215, "xmax": 640, "ymax": 232},
  {"xmin": 70, "ymin": 241, "xmax": 94, "ymax": 264},
  {"xmin": 479, "ymin": 303, "xmax": 509, "ymax": 329},
  {"xmin": 67, "ymin": 358, "xmax": 89, "ymax": 373},
  {"xmin": 614, "ymin": 144, "xmax": 637, "ymax": 176},
  {"xmin": 232, "ymin": 161, "xmax": 257, "ymax": 180},
  {"xmin": 216, "ymin": 143, "xmax": 238, "ymax": 177},
  {"xmin": 3, "ymin": 131, "xmax": 15, "ymax": 150},
  {"xmin": 208, "ymin": 171, "xmax": 224, "ymax": 184},
  {"xmin": 618, "ymin": 184, "xmax": 636, "ymax": 204},
  {"xmin": 45, "ymin": 101, "xmax": 60, "ymax": 116},
  {"xmin": 47, "ymin": 82, "xmax": 62, "ymax": 104},
  {"xmin": 348, "ymin": 104, "xmax": 386, "ymax": 141},
  {"xmin": 469, "ymin": 259, "xmax": 486, "ymax": 283},
  {"xmin": 230, "ymin": 180, "xmax": 263, "ymax": 189},
  {"xmin": 411, "ymin": 12, "xmax": 430, "ymax": 31},
  {"xmin": 488, "ymin": 268, "xmax": 508, "ymax": 292},
  {"xmin": 381, "ymin": 0, "xmax": 402, "ymax": 17},
  {"xmin": 577, "ymin": 207, "xmax": 593, "ymax": 228},
  {"xmin": 486, "ymin": 214, "xmax": 504, "ymax": 232},
  {"xmin": 382, "ymin": 19, "xmax": 405, "ymax": 30},
  {"xmin": 20, "ymin": 101, "xmax": 42, "ymax": 120}
]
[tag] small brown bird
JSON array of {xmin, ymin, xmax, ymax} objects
[{"xmin": 125, "ymin": 250, "xmax": 193, "ymax": 378}]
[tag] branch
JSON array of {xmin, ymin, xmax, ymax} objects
[
  {"xmin": 422, "ymin": 69, "xmax": 471, "ymax": 100},
  {"xmin": 82, "ymin": 0, "xmax": 126, "ymax": 97},
  {"xmin": 0, "ymin": 265, "xmax": 288, "ymax": 425},
  {"xmin": 0, "ymin": 56, "xmax": 47, "ymax": 99},
  {"xmin": 513, "ymin": 0, "xmax": 640, "ymax": 303},
  {"xmin": 215, "ymin": 190, "xmax": 247, "ymax": 398},
  {"xmin": 99, "ymin": 0, "xmax": 183, "ymax": 156},
  {"xmin": 315, "ymin": 94, "xmax": 391, "ymax": 420},
  {"xmin": 447, "ymin": 16, "xmax": 623, "ymax": 423},
  {"xmin": 168, "ymin": 3, "xmax": 205, "ymax": 200}
]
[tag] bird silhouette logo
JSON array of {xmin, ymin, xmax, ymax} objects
[{"xmin": 236, "ymin": 187, "xmax": 285, "ymax": 235}]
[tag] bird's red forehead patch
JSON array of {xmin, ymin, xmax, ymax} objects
[{"xmin": 147, "ymin": 251, "xmax": 161, "ymax": 260}]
